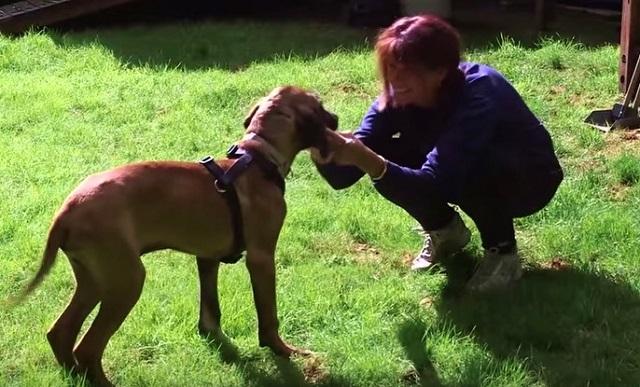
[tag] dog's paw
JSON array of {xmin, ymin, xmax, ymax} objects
[
  {"xmin": 198, "ymin": 321, "xmax": 224, "ymax": 338},
  {"xmin": 259, "ymin": 334, "xmax": 307, "ymax": 358}
]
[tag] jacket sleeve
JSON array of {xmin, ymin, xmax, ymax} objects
[
  {"xmin": 315, "ymin": 99, "xmax": 393, "ymax": 189},
  {"xmin": 374, "ymin": 83, "xmax": 498, "ymax": 202}
]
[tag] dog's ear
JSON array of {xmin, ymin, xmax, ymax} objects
[{"xmin": 243, "ymin": 102, "xmax": 260, "ymax": 129}]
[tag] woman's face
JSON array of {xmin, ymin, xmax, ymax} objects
[{"xmin": 386, "ymin": 61, "xmax": 447, "ymax": 108}]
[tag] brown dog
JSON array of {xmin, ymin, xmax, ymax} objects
[{"xmin": 11, "ymin": 86, "xmax": 338, "ymax": 387}]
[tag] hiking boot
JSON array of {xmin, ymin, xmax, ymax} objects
[
  {"xmin": 411, "ymin": 213, "xmax": 471, "ymax": 271},
  {"xmin": 466, "ymin": 247, "xmax": 523, "ymax": 292}
]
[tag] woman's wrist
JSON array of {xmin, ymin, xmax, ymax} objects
[{"xmin": 354, "ymin": 143, "xmax": 387, "ymax": 180}]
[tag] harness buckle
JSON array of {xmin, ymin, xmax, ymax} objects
[
  {"xmin": 199, "ymin": 155, "xmax": 214, "ymax": 164},
  {"xmin": 214, "ymin": 179, "xmax": 227, "ymax": 193},
  {"xmin": 226, "ymin": 144, "xmax": 240, "ymax": 158}
]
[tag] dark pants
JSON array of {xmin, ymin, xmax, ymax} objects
[{"xmin": 374, "ymin": 166, "xmax": 563, "ymax": 250}]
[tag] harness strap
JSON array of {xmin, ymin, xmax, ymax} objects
[
  {"xmin": 199, "ymin": 146, "xmax": 286, "ymax": 264},
  {"xmin": 199, "ymin": 155, "xmax": 247, "ymax": 264}
]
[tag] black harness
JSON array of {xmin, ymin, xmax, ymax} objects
[{"xmin": 199, "ymin": 145, "xmax": 285, "ymax": 264}]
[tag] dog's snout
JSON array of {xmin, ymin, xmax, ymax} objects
[{"xmin": 325, "ymin": 111, "xmax": 339, "ymax": 131}]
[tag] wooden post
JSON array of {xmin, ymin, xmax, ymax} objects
[
  {"xmin": 535, "ymin": 0, "xmax": 552, "ymax": 31},
  {"xmin": 620, "ymin": 0, "xmax": 640, "ymax": 93}
]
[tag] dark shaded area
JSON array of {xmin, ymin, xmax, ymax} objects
[
  {"xmin": 41, "ymin": 0, "xmax": 621, "ymax": 49},
  {"xmin": 1, "ymin": 0, "xmax": 402, "ymax": 29},
  {"xmin": 38, "ymin": 0, "xmax": 622, "ymax": 74},
  {"xmin": 453, "ymin": 0, "xmax": 621, "ymax": 49},
  {"xmin": 48, "ymin": 21, "xmax": 372, "ymax": 71},
  {"xmin": 559, "ymin": 0, "xmax": 621, "ymax": 11},
  {"xmin": 397, "ymin": 319, "xmax": 444, "ymax": 387},
  {"xmin": 398, "ymin": 257, "xmax": 640, "ymax": 386},
  {"xmin": 47, "ymin": 0, "xmax": 351, "ymax": 30},
  {"xmin": 204, "ymin": 333, "xmax": 357, "ymax": 387},
  {"xmin": 2, "ymin": 0, "xmax": 623, "ymax": 51}
]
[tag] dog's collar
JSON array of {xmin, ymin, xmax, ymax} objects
[
  {"xmin": 238, "ymin": 132, "xmax": 290, "ymax": 178},
  {"xmin": 224, "ymin": 143, "xmax": 286, "ymax": 197}
]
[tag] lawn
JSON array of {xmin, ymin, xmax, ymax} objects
[{"xmin": 1, "ymin": 20, "xmax": 639, "ymax": 386}]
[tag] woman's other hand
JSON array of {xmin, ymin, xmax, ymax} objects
[
  {"xmin": 309, "ymin": 131, "xmax": 387, "ymax": 179},
  {"xmin": 309, "ymin": 131, "xmax": 358, "ymax": 165}
]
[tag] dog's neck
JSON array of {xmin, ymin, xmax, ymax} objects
[{"xmin": 238, "ymin": 132, "xmax": 291, "ymax": 178}]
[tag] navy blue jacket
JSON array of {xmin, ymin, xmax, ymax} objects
[{"xmin": 317, "ymin": 62, "xmax": 562, "ymax": 203}]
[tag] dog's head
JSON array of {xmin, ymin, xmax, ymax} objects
[{"xmin": 243, "ymin": 86, "xmax": 338, "ymax": 158}]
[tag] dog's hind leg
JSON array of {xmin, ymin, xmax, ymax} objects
[
  {"xmin": 73, "ymin": 252, "xmax": 145, "ymax": 387},
  {"xmin": 47, "ymin": 256, "xmax": 100, "ymax": 372},
  {"xmin": 196, "ymin": 257, "xmax": 223, "ymax": 338}
]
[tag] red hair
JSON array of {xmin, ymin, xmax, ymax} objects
[{"xmin": 375, "ymin": 14, "xmax": 462, "ymax": 109}]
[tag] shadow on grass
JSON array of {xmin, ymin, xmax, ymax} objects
[
  {"xmin": 47, "ymin": 21, "xmax": 372, "ymax": 72},
  {"xmin": 397, "ymin": 320, "xmax": 444, "ymax": 387},
  {"xmin": 398, "ymin": 256, "xmax": 640, "ymax": 385},
  {"xmin": 203, "ymin": 334, "xmax": 356, "ymax": 387}
]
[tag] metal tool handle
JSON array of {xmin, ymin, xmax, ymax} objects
[
  {"xmin": 632, "ymin": 87, "xmax": 640, "ymax": 111},
  {"xmin": 622, "ymin": 53, "xmax": 640, "ymax": 109},
  {"xmin": 631, "ymin": 60, "xmax": 640, "ymax": 110}
]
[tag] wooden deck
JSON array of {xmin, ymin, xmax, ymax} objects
[{"xmin": 0, "ymin": 0, "xmax": 139, "ymax": 33}]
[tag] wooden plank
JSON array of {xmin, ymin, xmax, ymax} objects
[
  {"xmin": 0, "ymin": 1, "xmax": 68, "ymax": 20},
  {"xmin": 0, "ymin": 0, "xmax": 139, "ymax": 33},
  {"xmin": 619, "ymin": 0, "xmax": 640, "ymax": 93}
]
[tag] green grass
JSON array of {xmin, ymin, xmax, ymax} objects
[{"xmin": 1, "ymin": 21, "xmax": 640, "ymax": 386}]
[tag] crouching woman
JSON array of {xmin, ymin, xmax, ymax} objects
[{"xmin": 312, "ymin": 14, "xmax": 563, "ymax": 291}]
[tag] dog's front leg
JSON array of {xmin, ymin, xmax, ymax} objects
[
  {"xmin": 242, "ymin": 185, "xmax": 310, "ymax": 357},
  {"xmin": 245, "ymin": 249, "xmax": 301, "ymax": 357},
  {"xmin": 196, "ymin": 257, "xmax": 223, "ymax": 339}
]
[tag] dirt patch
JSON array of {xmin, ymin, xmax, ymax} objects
[
  {"xmin": 568, "ymin": 153, "xmax": 603, "ymax": 172},
  {"xmin": 401, "ymin": 367, "xmax": 421, "ymax": 385},
  {"xmin": 402, "ymin": 251, "xmax": 416, "ymax": 267},
  {"xmin": 609, "ymin": 183, "xmax": 632, "ymax": 201},
  {"xmin": 350, "ymin": 242, "xmax": 381, "ymax": 264},
  {"xmin": 571, "ymin": 130, "xmax": 640, "ymax": 174},
  {"xmin": 568, "ymin": 91, "xmax": 598, "ymax": 107},
  {"xmin": 332, "ymin": 82, "xmax": 373, "ymax": 99},
  {"xmin": 621, "ymin": 129, "xmax": 640, "ymax": 141},
  {"xmin": 302, "ymin": 355, "xmax": 329, "ymax": 384},
  {"xmin": 550, "ymin": 85, "xmax": 566, "ymax": 95},
  {"xmin": 419, "ymin": 296, "xmax": 435, "ymax": 309},
  {"xmin": 602, "ymin": 130, "xmax": 640, "ymax": 158},
  {"xmin": 541, "ymin": 257, "xmax": 572, "ymax": 270}
]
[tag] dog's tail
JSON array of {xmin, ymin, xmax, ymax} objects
[{"xmin": 6, "ymin": 217, "xmax": 67, "ymax": 307}]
